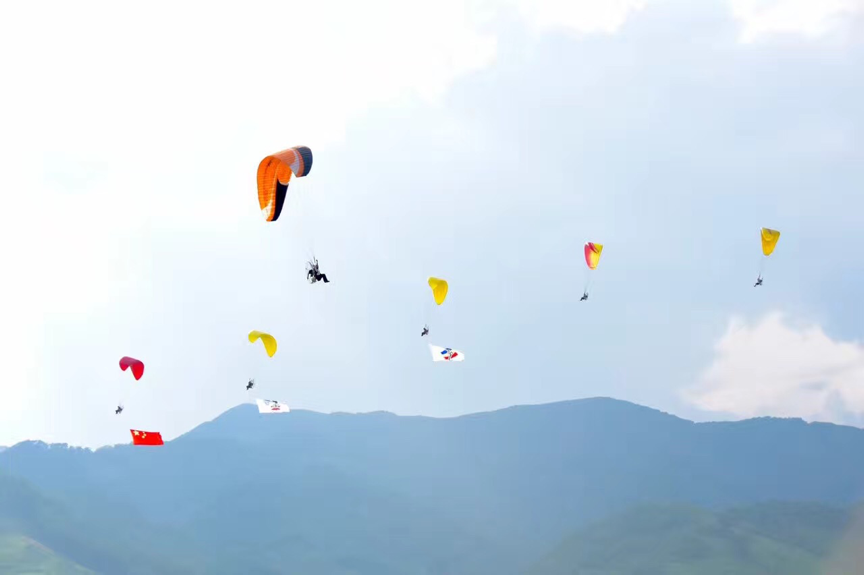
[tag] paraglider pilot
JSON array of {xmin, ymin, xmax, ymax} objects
[
  {"xmin": 580, "ymin": 292, "xmax": 589, "ymax": 301},
  {"xmin": 754, "ymin": 276, "xmax": 763, "ymax": 287},
  {"xmin": 307, "ymin": 257, "xmax": 330, "ymax": 284},
  {"xmin": 421, "ymin": 325, "xmax": 429, "ymax": 337},
  {"xmin": 246, "ymin": 379, "xmax": 255, "ymax": 391},
  {"xmin": 115, "ymin": 405, "xmax": 123, "ymax": 415}
]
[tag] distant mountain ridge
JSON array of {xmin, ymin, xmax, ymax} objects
[
  {"xmin": 1, "ymin": 397, "xmax": 846, "ymax": 452},
  {"xmin": 3, "ymin": 397, "xmax": 864, "ymax": 574}
]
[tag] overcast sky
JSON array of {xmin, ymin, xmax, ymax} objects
[{"xmin": 1, "ymin": 0, "xmax": 862, "ymax": 448}]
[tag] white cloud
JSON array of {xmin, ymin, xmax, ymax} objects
[
  {"xmin": 684, "ymin": 313, "xmax": 864, "ymax": 422},
  {"xmin": 485, "ymin": 0, "xmax": 863, "ymax": 41},
  {"xmin": 487, "ymin": 0, "xmax": 649, "ymax": 34},
  {"xmin": 731, "ymin": 0, "xmax": 864, "ymax": 42},
  {"xmin": 0, "ymin": 0, "xmax": 862, "ymax": 446},
  {"xmin": 0, "ymin": 0, "xmax": 500, "ymax": 445},
  {"xmin": 0, "ymin": 0, "xmax": 499, "ymax": 153},
  {"xmin": 0, "ymin": 0, "xmax": 659, "ymax": 446}
]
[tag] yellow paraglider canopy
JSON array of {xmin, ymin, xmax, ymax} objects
[
  {"xmin": 427, "ymin": 278, "xmax": 449, "ymax": 305},
  {"xmin": 248, "ymin": 331, "xmax": 277, "ymax": 357},
  {"xmin": 761, "ymin": 228, "xmax": 781, "ymax": 256}
]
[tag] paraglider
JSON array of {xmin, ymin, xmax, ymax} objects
[
  {"xmin": 428, "ymin": 278, "xmax": 448, "ymax": 305},
  {"xmin": 582, "ymin": 242, "xmax": 603, "ymax": 301},
  {"xmin": 306, "ymin": 257, "xmax": 330, "ymax": 284},
  {"xmin": 246, "ymin": 379, "xmax": 255, "ymax": 391},
  {"xmin": 755, "ymin": 228, "xmax": 780, "ymax": 287},
  {"xmin": 761, "ymin": 227, "xmax": 781, "ymax": 256},
  {"xmin": 257, "ymin": 146, "xmax": 313, "ymax": 222},
  {"xmin": 584, "ymin": 242, "xmax": 603, "ymax": 270},
  {"xmin": 119, "ymin": 357, "xmax": 144, "ymax": 380},
  {"xmin": 248, "ymin": 331, "xmax": 277, "ymax": 357},
  {"xmin": 423, "ymin": 278, "xmax": 448, "ymax": 336}
]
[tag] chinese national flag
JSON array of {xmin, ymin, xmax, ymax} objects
[{"xmin": 130, "ymin": 429, "xmax": 164, "ymax": 446}]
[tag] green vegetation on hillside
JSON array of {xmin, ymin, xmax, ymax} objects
[
  {"xmin": 530, "ymin": 502, "xmax": 864, "ymax": 575},
  {"xmin": 0, "ymin": 534, "xmax": 93, "ymax": 575},
  {"xmin": 0, "ymin": 469, "xmax": 204, "ymax": 574},
  {"xmin": 4, "ymin": 400, "xmax": 864, "ymax": 574}
]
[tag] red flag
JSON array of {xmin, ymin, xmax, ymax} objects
[{"xmin": 130, "ymin": 429, "xmax": 164, "ymax": 446}]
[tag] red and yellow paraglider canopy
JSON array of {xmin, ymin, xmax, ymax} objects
[{"xmin": 584, "ymin": 242, "xmax": 603, "ymax": 270}]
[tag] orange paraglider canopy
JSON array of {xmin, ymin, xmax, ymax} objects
[{"xmin": 257, "ymin": 146, "xmax": 313, "ymax": 222}]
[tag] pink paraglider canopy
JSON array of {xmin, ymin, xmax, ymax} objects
[{"xmin": 119, "ymin": 356, "xmax": 144, "ymax": 380}]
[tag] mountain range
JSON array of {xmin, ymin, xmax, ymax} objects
[{"xmin": 3, "ymin": 398, "xmax": 864, "ymax": 573}]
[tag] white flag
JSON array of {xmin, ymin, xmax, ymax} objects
[
  {"xmin": 256, "ymin": 398, "xmax": 290, "ymax": 413},
  {"xmin": 429, "ymin": 344, "xmax": 465, "ymax": 362}
]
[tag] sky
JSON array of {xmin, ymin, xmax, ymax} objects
[{"xmin": 0, "ymin": 0, "xmax": 862, "ymax": 448}]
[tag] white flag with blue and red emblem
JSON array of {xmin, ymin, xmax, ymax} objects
[
  {"xmin": 429, "ymin": 344, "xmax": 464, "ymax": 362},
  {"xmin": 256, "ymin": 398, "xmax": 290, "ymax": 413}
]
